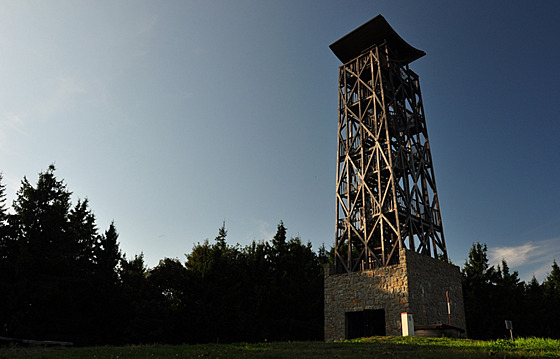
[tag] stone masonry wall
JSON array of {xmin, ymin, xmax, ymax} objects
[
  {"xmin": 324, "ymin": 250, "xmax": 409, "ymax": 341},
  {"xmin": 324, "ymin": 248, "xmax": 466, "ymax": 341},
  {"xmin": 405, "ymin": 250, "xmax": 466, "ymax": 331}
]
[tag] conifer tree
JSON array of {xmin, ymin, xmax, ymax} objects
[
  {"xmin": 462, "ymin": 242, "xmax": 497, "ymax": 339},
  {"xmin": 96, "ymin": 222, "xmax": 122, "ymax": 283},
  {"xmin": 10, "ymin": 165, "xmax": 75, "ymax": 340},
  {"xmin": 494, "ymin": 260, "xmax": 523, "ymax": 337},
  {"xmin": 0, "ymin": 173, "xmax": 13, "ymax": 337},
  {"xmin": 542, "ymin": 260, "xmax": 560, "ymax": 338},
  {"xmin": 5, "ymin": 165, "xmax": 112, "ymax": 343},
  {"xmin": 543, "ymin": 260, "xmax": 560, "ymax": 297},
  {"xmin": 0, "ymin": 173, "xmax": 7, "ymax": 225},
  {"xmin": 215, "ymin": 221, "xmax": 227, "ymax": 249}
]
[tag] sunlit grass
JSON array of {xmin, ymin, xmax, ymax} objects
[
  {"xmin": 1, "ymin": 336, "xmax": 559, "ymax": 358},
  {"xmin": 355, "ymin": 336, "xmax": 560, "ymax": 357}
]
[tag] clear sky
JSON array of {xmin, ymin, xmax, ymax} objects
[{"xmin": 1, "ymin": 1, "xmax": 559, "ymax": 282}]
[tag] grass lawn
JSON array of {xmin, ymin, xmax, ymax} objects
[{"xmin": 1, "ymin": 336, "xmax": 559, "ymax": 359}]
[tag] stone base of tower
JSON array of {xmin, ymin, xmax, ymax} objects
[{"xmin": 324, "ymin": 248, "xmax": 466, "ymax": 341}]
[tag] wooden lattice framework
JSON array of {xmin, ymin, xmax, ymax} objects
[{"xmin": 331, "ymin": 16, "xmax": 448, "ymax": 273}]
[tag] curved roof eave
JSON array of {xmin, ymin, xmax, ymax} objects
[{"xmin": 329, "ymin": 15, "xmax": 425, "ymax": 65}]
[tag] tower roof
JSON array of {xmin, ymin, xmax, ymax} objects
[{"xmin": 329, "ymin": 15, "xmax": 425, "ymax": 64}]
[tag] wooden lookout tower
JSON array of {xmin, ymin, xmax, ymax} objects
[{"xmin": 324, "ymin": 15, "xmax": 466, "ymax": 340}]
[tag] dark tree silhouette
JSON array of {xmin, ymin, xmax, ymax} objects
[
  {"xmin": 462, "ymin": 242, "xmax": 497, "ymax": 339},
  {"xmin": 542, "ymin": 260, "xmax": 560, "ymax": 337},
  {"xmin": 0, "ymin": 173, "xmax": 15, "ymax": 337},
  {"xmin": 462, "ymin": 243, "xmax": 560, "ymax": 339},
  {"xmin": 6, "ymin": 166, "xmax": 560, "ymax": 344},
  {"xmin": 0, "ymin": 166, "xmax": 127, "ymax": 345}
]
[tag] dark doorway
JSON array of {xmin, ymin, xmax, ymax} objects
[{"xmin": 345, "ymin": 309, "xmax": 386, "ymax": 339}]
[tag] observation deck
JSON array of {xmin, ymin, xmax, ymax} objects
[{"xmin": 329, "ymin": 14, "xmax": 425, "ymax": 64}]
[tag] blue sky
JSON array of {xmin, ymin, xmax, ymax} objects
[{"xmin": 0, "ymin": 1, "xmax": 559, "ymax": 282}]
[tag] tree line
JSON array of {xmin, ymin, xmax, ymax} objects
[
  {"xmin": 1, "ymin": 166, "xmax": 559, "ymax": 345},
  {"xmin": 462, "ymin": 242, "xmax": 560, "ymax": 339},
  {"xmin": 0, "ymin": 166, "xmax": 323, "ymax": 345}
]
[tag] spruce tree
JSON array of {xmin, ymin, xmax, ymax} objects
[
  {"xmin": 543, "ymin": 260, "xmax": 560, "ymax": 338},
  {"xmin": 462, "ymin": 242, "xmax": 497, "ymax": 339}
]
